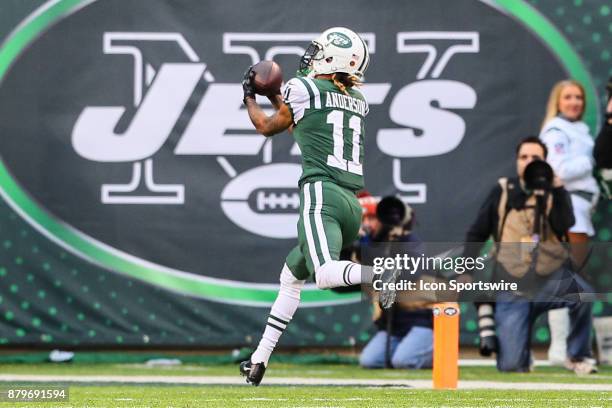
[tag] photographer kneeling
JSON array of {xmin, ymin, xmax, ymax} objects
[
  {"xmin": 463, "ymin": 136, "xmax": 596, "ymax": 374},
  {"xmin": 355, "ymin": 196, "xmax": 433, "ymax": 369}
]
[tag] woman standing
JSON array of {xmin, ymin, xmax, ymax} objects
[{"xmin": 539, "ymin": 79, "xmax": 599, "ymax": 367}]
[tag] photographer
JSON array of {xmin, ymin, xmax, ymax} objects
[
  {"xmin": 463, "ymin": 136, "xmax": 596, "ymax": 374},
  {"xmin": 356, "ymin": 196, "xmax": 434, "ymax": 369}
]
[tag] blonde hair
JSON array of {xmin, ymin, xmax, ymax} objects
[
  {"xmin": 541, "ymin": 79, "xmax": 586, "ymax": 129},
  {"xmin": 330, "ymin": 73, "xmax": 362, "ymax": 96}
]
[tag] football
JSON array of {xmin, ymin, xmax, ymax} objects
[{"xmin": 251, "ymin": 60, "xmax": 283, "ymax": 96}]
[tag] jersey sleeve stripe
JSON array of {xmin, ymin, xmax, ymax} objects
[
  {"xmin": 301, "ymin": 77, "xmax": 322, "ymax": 109},
  {"xmin": 296, "ymin": 77, "xmax": 314, "ymax": 109},
  {"xmin": 286, "ymin": 78, "xmax": 310, "ymax": 124},
  {"xmin": 282, "ymin": 86, "xmax": 296, "ymax": 124}
]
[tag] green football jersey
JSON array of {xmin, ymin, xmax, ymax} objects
[{"xmin": 282, "ymin": 77, "xmax": 369, "ymax": 192}]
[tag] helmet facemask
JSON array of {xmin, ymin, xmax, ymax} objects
[{"xmin": 299, "ymin": 41, "xmax": 323, "ymax": 77}]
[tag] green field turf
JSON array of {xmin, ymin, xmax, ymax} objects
[
  {"xmin": 0, "ymin": 364, "xmax": 610, "ymax": 407},
  {"xmin": 0, "ymin": 386, "xmax": 610, "ymax": 408}
]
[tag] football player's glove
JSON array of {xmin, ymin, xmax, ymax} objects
[{"xmin": 242, "ymin": 66, "xmax": 256, "ymax": 104}]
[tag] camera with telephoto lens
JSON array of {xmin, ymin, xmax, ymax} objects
[
  {"xmin": 524, "ymin": 159, "xmax": 554, "ymax": 192},
  {"xmin": 477, "ymin": 303, "xmax": 497, "ymax": 356},
  {"xmin": 374, "ymin": 196, "xmax": 413, "ymax": 241}
]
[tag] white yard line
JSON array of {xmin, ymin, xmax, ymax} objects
[
  {"xmin": 0, "ymin": 374, "xmax": 610, "ymax": 391},
  {"xmin": 458, "ymin": 359, "xmax": 553, "ymax": 366}
]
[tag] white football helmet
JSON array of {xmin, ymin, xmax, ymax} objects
[{"xmin": 299, "ymin": 27, "xmax": 370, "ymax": 78}]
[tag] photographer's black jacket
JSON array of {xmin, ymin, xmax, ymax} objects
[
  {"xmin": 463, "ymin": 177, "xmax": 575, "ymax": 260},
  {"xmin": 594, "ymin": 119, "xmax": 612, "ymax": 168}
]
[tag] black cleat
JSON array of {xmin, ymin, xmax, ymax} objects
[
  {"xmin": 378, "ymin": 266, "xmax": 401, "ymax": 309},
  {"xmin": 239, "ymin": 360, "xmax": 266, "ymax": 386}
]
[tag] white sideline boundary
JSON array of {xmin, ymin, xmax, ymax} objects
[
  {"xmin": 459, "ymin": 359, "xmax": 554, "ymax": 367},
  {"xmin": 0, "ymin": 374, "xmax": 611, "ymax": 391}
]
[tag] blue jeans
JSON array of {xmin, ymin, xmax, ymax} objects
[
  {"xmin": 359, "ymin": 327, "xmax": 433, "ymax": 369},
  {"xmin": 495, "ymin": 268, "xmax": 593, "ymax": 372}
]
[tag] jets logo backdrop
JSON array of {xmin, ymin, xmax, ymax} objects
[{"xmin": 0, "ymin": 0, "xmax": 594, "ymax": 307}]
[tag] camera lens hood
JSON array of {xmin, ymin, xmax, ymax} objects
[{"xmin": 524, "ymin": 159, "xmax": 553, "ymax": 191}]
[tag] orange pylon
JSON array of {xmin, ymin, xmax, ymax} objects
[{"xmin": 433, "ymin": 302, "xmax": 459, "ymax": 389}]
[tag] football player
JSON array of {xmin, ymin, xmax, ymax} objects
[{"xmin": 239, "ymin": 27, "xmax": 397, "ymax": 386}]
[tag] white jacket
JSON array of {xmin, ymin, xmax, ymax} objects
[{"xmin": 540, "ymin": 116, "xmax": 598, "ymax": 194}]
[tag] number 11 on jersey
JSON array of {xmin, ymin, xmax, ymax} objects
[{"xmin": 326, "ymin": 110, "xmax": 363, "ymax": 176}]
